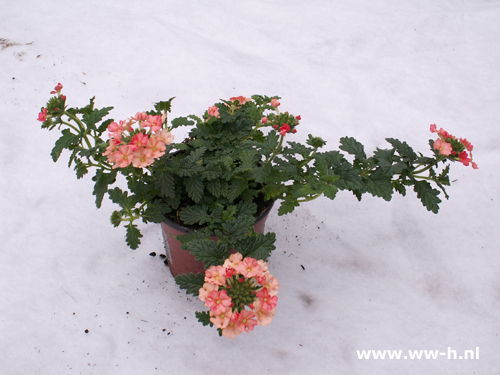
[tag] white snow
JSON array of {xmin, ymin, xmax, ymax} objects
[{"xmin": 1, "ymin": 1, "xmax": 499, "ymax": 374}]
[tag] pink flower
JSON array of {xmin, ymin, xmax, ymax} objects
[
  {"xmin": 261, "ymin": 117, "xmax": 268, "ymax": 124},
  {"xmin": 205, "ymin": 265, "xmax": 227, "ymax": 286},
  {"xmin": 50, "ymin": 83, "xmax": 63, "ymax": 94},
  {"xmin": 37, "ymin": 108, "xmax": 48, "ymax": 122},
  {"xmin": 270, "ymin": 98, "xmax": 280, "ymax": 108},
  {"xmin": 252, "ymin": 300, "xmax": 276, "ymax": 326},
  {"xmin": 472, "ymin": 162, "xmax": 478, "ymax": 169},
  {"xmin": 223, "ymin": 253, "xmax": 243, "ymax": 269},
  {"xmin": 460, "ymin": 138, "xmax": 473, "ymax": 152},
  {"xmin": 279, "ymin": 123, "xmax": 290, "ymax": 136},
  {"xmin": 132, "ymin": 148, "xmax": 155, "ymax": 168},
  {"xmin": 433, "ymin": 139, "xmax": 453, "ymax": 156},
  {"xmin": 235, "ymin": 257, "xmax": 263, "ymax": 278},
  {"xmin": 143, "ymin": 115, "xmax": 163, "ymax": 132},
  {"xmin": 210, "ymin": 309, "xmax": 232, "ymax": 329},
  {"xmin": 229, "ymin": 96, "xmax": 249, "ymax": 105},
  {"xmin": 198, "ymin": 283, "xmax": 218, "ymax": 302},
  {"xmin": 129, "ymin": 133, "xmax": 149, "ymax": 151},
  {"xmin": 459, "ymin": 151, "xmax": 471, "ymax": 166},
  {"xmin": 234, "ymin": 309, "xmax": 257, "ymax": 333},
  {"xmin": 205, "ymin": 290, "xmax": 232, "ymax": 314},
  {"xmin": 429, "ymin": 124, "xmax": 437, "ymax": 133},
  {"xmin": 207, "ymin": 105, "xmax": 220, "ymax": 118},
  {"xmin": 296, "ymin": 115, "xmax": 301, "ymax": 121},
  {"xmin": 155, "ymin": 129, "xmax": 174, "ymax": 145},
  {"xmin": 134, "ymin": 112, "xmax": 148, "ymax": 121},
  {"xmin": 257, "ymin": 272, "xmax": 280, "ymax": 297},
  {"xmin": 112, "ymin": 145, "xmax": 133, "ymax": 168},
  {"xmin": 144, "ymin": 135, "xmax": 166, "ymax": 159},
  {"xmin": 222, "ymin": 314, "xmax": 242, "ymax": 338},
  {"xmin": 256, "ymin": 288, "xmax": 278, "ymax": 311},
  {"xmin": 103, "ymin": 139, "xmax": 121, "ymax": 163}
]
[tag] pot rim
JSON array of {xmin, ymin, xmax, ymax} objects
[{"xmin": 162, "ymin": 200, "xmax": 275, "ymax": 234}]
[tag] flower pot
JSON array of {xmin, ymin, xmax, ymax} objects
[{"xmin": 161, "ymin": 202, "xmax": 274, "ymax": 277}]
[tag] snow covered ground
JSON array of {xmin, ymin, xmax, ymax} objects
[{"xmin": 1, "ymin": 1, "xmax": 499, "ymax": 374}]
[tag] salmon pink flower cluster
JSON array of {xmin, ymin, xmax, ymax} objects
[
  {"xmin": 198, "ymin": 253, "xmax": 279, "ymax": 338},
  {"xmin": 430, "ymin": 124, "xmax": 478, "ymax": 169},
  {"xmin": 104, "ymin": 113, "xmax": 174, "ymax": 169}
]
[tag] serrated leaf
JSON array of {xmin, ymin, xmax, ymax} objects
[
  {"xmin": 277, "ymin": 199, "xmax": 299, "ymax": 215},
  {"xmin": 414, "ymin": 180, "xmax": 441, "ymax": 213},
  {"xmin": 51, "ymin": 129, "xmax": 79, "ymax": 162},
  {"xmin": 323, "ymin": 185, "xmax": 338, "ymax": 200},
  {"xmin": 171, "ymin": 116, "xmax": 196, "ymax": 129},
  {"xmin": 386, "ymin": 138, "xmax": 417, "ymax": 162},
  {"xmin": 195, "ymin": 311, "xmax": 214, "ymax": 327},
  {"xmin": 235, "ymin": 201, "xmax": 257, "ymax": 218},
  {"xmin": 92, "ymin": 169, "xmax": 117, "ymax": 208},
  {"xmin": 237, "ymin": 232, "xmax": 276, "ymax": 261},
  {"xmin": 108, "ymin": 187, "xmax": 132, "ymax": 209},
  {"xmin": 306, "ymin": 134, "xmax": 327, "ymax": 149},
  {"xmin": 126, "ymin": 223, "xmax": 142, "ymax": 249},
  {"xmin": 339, "ymin": 137, "xmax": 366, "ymax": 160},
  {"xmin": 185, "ymin": 240, "xmax": 226, "ymax": 268},
  {"xmin": 175, "ymin": 272, "xmax": 205, "ymax": 296},
  {"xmin": 74, "ymin": 160, "xmax": 89, "ymax": 179},
  {"xmin": 185, "ymin": 176, "xmax": 204, "ymax": 203},
  {"xmin": 365, "ymin": 173, "xmax": 393, "ymax": 201},
  {"xmin": 110, "ymin": 210, "xmax": 122, "ymax": 227},
  {"xmin": 227, "ymin": 179, "xmax": 248, "ymax": 202},
  {"xmin": 222, "ymin": 215, "xmax": 255, "ymax": 239},
  {"xmin": 179, "ymin": 205, "xmax": 211, "ymax": 226},
  {"xmin": 206, "ymin": 179, "xmax": 222, "ymax": 197},
  {"xmin": 82, "ymin": 106, "xmax": 113, "ymax": 129},
  {"xmin": 154, "ymin": 169, "xmax": 175, "ymax": 199},
  {"xmin": 141, "ymin": 203, "xmax": 169, "ymax": 223},
  {"xmin": 154, "ymin": 98, "xmax": 175, "ymax": 113}
]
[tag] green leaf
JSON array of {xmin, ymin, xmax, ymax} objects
[
  {"xmin": 154, "ymin": 169, "xmax": 175, "ymax": 199},
  {"xmin": 108, "ymin": 187, "xmax": 134, "ymax": 209},
  {"xmin": 92, "ymin": 169, "xmax": 117, "ymax": 208},
  {"xmin": 171, "ymin": 116, "xmax": 195, "ymax": 129},
  {"xmin": 195, "ymin": 311, "xmax": 214, "ymax": 327},
  {"xmin": 386, "ymin": 138, "xmax": 417, "ymax": 162},
  {"xmin": 185, "ymin": 240, "xmax": 226, "ymax": 268},
  {"xmin": 323, "ymin": 184, "xmax": 338, "ymax": 200},
  {"xmin": 74, "ymin": 159, "xmax": 89, "ymax": 179},
  {"xmin": 413, "ymin": 180, "xmax": 441, "ymax": 213},
  {"xmin": 277, "ymin": 199, "xmax": 299, "ymax": 215},
  {"xmin": 175, "ymin": 272, "xmax": 205, "ymax": 296},
  {"xmin": 237, "ymin": 232, "xmax": 276, "ymax": 261},
  {"xmin": 365, "ymin": 172, "xmax": 393, "ymax": 201},
  {"xmin": 227, "ymin": 179, "xmax": 248, "ymax": 202},
  {"xmin": 206, "ymin": 179, "xmax": 222, "ymax": 197},
  {"xmin": 222, "ymin": 215, "xmax": 255, "ymax": 239},
  {"xmin": 82, "ymin": 106, "xmax": 113, "ymax": 129},
  {"xmin": 126, "ymin": 223, "xmax": 142, "ymax": 249},
  {"xmin": 339, "ymin": 137, "xmax": 366, "ymax": 160},
  {"xmin": 154, "ymin": 98, "xmax": 175, "ymax": 113},
  {"xmin": 51, "ymin": 129, "xmax": 79, "ymax": 162},
  {"xmin": 306, "ymin": 134, "xmax": 327, "ymax": 149},
  {"xmin": 142, "ymin": 203, "xmax": 169, "ymax": 223},
  {"xmin": 110, "ymin": 210, "xmax": 122, "ymax": 227},
  {"xmin": 179, "ymin": 205, "xmax": 211, "ymax": 226},
  {"xmin": 185, "ymin": 176, "xmax": 204, "ymax": 203}
]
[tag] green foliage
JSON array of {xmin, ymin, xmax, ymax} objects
[
  {"xmin": 175, "ymin": 273, "xmax": 205, "ymax": 296},
  {"xmin": 195, "ymin": 311, "xmax": 214, "ymax": 327},
  {"xmin": 39, "ymin": 87, "xmax": 461, "ymax": 257}
]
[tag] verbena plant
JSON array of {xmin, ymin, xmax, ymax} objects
[{"xmin": 38, "ymin": 83, "xmax": 477, "ymax": 337}]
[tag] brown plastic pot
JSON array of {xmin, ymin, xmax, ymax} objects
[{"xmin": 161, "ymin": 202, "xmax": 274, "ymax": 277}]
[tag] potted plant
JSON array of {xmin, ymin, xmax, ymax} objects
[{"xmin": 38, "ymin": 83, "xmax": 477, "ymax": 338}]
